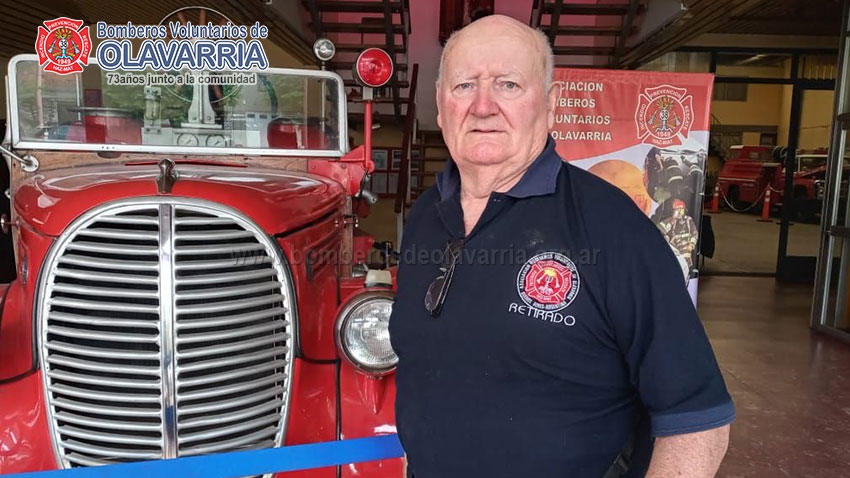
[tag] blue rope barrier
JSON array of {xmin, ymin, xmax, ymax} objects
[{"xmin": 5, "ymin": 435, "xmax": 404, "ymax": 478}]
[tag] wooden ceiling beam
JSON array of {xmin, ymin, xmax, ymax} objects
[
  {"xmin": 545, "ymin": 26, "xmax": 629, "ymax": 36},
  {"xmin": 716, "ymin": 19, "xmax": 842, "ymax": 35},
  {"xmin": 319, "ymin": 22, "xmax": 404, "ymax": 34},
  {"xmin": 0, "ymin": 34, "xmax": 36, "ymax": 58},
  {"xmin": 544, "ymin": 3, "xmax": 631, "ymax": 16},
  {"xmin": 553, "ymin": 46, "xmax": 616, "ymax": 56}
]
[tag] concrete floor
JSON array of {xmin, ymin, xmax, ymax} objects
[
  {"xmin": 700, "ymin": 211, "xmax": 837, "ymax": 275},
  {"xmin": 699, "ymin": 276, "xmax": 850, "ymax": 477}
]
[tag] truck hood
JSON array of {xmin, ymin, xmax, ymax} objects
[
  {"xmin": 13, "ymin": 162, "xmax": 345, "ymax": 236},
  {"xmin": 796, "ymin": 163, "xmax": 850, "ymax": 179},
  {"xmin": 796, "ymin": 166, "xmax": 829, "ymax": 179}
]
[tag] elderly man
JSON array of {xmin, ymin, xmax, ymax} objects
[{"xmin": 388, "ymin": 14, "xmax": 734, "ymax": 478}]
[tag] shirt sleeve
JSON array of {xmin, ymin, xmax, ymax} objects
[{"xmin": 605, "ymin": 208, "xmax": 735, "ymax": 438}]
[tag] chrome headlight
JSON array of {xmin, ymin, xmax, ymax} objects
[
  {"xmin": 815, "ymin": 180, "xmax": 826, "ymax": 199},
  {"xmin": 313, "ymin": 38, "xmax": 336, "ymax": 62},
  {"xmin": 335, "ymin": 291, "xmax": 397, "ymax": 376}
]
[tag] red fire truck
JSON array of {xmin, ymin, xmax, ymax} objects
[
  {"xmin": 0, "ymin": 45, "xmax": 404, "ymax": 477},
  {"xmin": 716, "ymin": 145, "xmax": 849, "ymax": 220}
]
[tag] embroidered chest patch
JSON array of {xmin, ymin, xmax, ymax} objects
[{"xmin": 516, "ymin": 252, "xmax": 581, "ymax": 312}]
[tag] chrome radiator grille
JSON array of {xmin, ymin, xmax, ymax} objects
[{"xmin": 38, "ymin": 199, "xmax": 295, "ymax": 469}]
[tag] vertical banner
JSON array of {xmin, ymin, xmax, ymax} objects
[{"xmin": 551, "ymin": 69, "xmax": 714, "ymax": 304}]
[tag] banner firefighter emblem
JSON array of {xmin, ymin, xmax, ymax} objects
[
  {"xmin": 635, "ymin": 84, "xmax": 694, "ymax": 147},
  {"xmin": 36, "ymin": 17, "xmax": 92, "ymax": 74}
]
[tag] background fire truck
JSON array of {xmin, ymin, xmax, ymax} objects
[{"xmin": 716, "ymin": 145, "xmax": 850, "ymax": 220}]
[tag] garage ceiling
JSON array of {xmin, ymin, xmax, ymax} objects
[
  {"xmin": 621, "ymin": 0, "xmax": 844, "ymax": 68},
  {"xmin": 712, "ymin": 0, "xmax": 844, "ymax": 35},
  {"xmin": 4, "ymin": 0, "xmax": 844, "ymax": 69},
  {"xmin": 2, "ymin": 0, "xmax": 844, "ymax": 132}
]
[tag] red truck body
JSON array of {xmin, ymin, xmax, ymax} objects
[
  {"xmin": 0, "ymin": 51, "xmax": 404, "ymax": 477},
  {"xmin": 716, "ymin": 145, "xmax": 849, "ymax": 218}
]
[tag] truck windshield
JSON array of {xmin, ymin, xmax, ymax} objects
[
  {"xmin": 8, "ymin": 55, "xmax": 346, "ymax": 156},
  {"xmin": 798, "ymin": 156, "xmax": 828, "ymax": 171}
]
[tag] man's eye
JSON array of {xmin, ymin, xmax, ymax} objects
[
  {"xmin": 504, "ymin": 81, "xmax": 517, "ymax": 89},
  {"xmin": 456, "ymin": 83, "xmax": 473, "ymax": 90}
]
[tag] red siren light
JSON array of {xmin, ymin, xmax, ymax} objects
[{"xmin": 353, "ymin": 48, "xmax": 394, "ymax": 88}]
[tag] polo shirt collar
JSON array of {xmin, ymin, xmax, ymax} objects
[{"xmin": 436, "ymin": 137, "xmax": 562, "ymax": 201}]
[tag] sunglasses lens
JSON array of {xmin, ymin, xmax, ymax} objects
[{"xmin": 425, "ymin": 275, "xmax": 446, "ymax": 313}]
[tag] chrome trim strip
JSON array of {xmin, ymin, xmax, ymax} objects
[
  {"xmin": 3, "ymin": 74, "xmax": 11, "ymax": 172},
  {"xmin": 10, "ymin": 142, "xmax": 346, "ymax": 157},
  {"xmin": 717, "ymin": 177, "xmax": 758, "ymax": 183},
  {"xmin": 159, "ymin": 203, "xmax": 178, "ymax": 459}
]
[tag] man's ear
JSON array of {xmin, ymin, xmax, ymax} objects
[
  {"xmin": 546, "ymin": 82, "xmax": 561, "ymax": 129},
  {"xmin": 547, "ymin": 82, "xmax": 560, "ymax": 111},
  {"xmin": 435, "ymin": 83, "xmax": 443, "ymax": 129}
]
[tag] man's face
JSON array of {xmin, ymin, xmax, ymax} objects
[{"xmin": 436, "ymin": 19, "xmax": 558, "ymax": 168}]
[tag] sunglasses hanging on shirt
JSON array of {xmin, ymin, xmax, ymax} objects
[{"xmin": 424, "ymin": 238, "xmax": 464, "ymax": 317}]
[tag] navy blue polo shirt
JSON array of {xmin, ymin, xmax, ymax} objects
[{"xmin": 388, "ymin": 138, "xmax": 735, "ymax": 478}]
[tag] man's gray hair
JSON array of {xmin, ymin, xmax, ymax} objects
[{"xmin": 436, "ymin": 22, "xmax": 555, "ymax": 93}]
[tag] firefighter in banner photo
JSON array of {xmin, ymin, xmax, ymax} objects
[
  {"xmin": 657, "ymin": 199, "xmax": 700, "ymax": 272},
  {"xmin": 644, "ymin": 145, "xmax": 706, "ymax": 278}
]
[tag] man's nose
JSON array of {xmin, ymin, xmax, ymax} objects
[{"xmin": 470, "ymin": 86, "xmax": 499, "ymax": 117}]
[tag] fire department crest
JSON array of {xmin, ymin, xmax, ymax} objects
[
  {"xmin": 635, "ymin": 84, "xmax": 693, "ymax": 147},
  {"xmin": 516, "ymin": 252, "xmax": 580, "ymax": 312},
  {"xmin": 35, "ymin": 18, "xmax": 92, "ymax": 75}
]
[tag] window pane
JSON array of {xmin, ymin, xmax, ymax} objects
[
  {"xmin": 799, "ymin": 54, "xmax": 838, "ymax": 80},
  {"xmin": 713, "ymin": 83, "xmax": 748, "ymax": 102}
]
